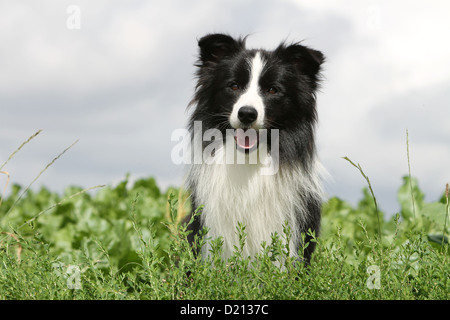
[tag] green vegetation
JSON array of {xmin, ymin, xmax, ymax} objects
[{"xmin": 0, "ymin": 132, "xmax": 448, "ymax": 299}]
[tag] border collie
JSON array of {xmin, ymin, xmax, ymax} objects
[{"xmin": 185, "ymin": 33, "xmax": 325, "ymax": 265}]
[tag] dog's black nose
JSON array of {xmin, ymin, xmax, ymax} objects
[{"xmin": 237, "ymin": 106, "xmax": 258, "ymax": 126}]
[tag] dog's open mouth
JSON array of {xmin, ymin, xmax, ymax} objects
[{"xmin": 234, "ymin": 128, "xmax": 258, "ymax": 151}]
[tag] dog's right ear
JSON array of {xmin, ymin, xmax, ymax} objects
[{"xmin": 198, "ymin": 34, "xmax": 244, "ymax": 64}]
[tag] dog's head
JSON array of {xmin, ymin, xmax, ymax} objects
[{"xmin": 189, "ymin": 33, "xmax": 324, "ymax": 157}]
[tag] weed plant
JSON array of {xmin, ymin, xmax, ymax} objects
[{"xmin": 0, "ymin": 131, "xmax": 448, "ymax": 299}]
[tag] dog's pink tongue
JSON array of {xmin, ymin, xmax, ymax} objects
[{"xmin": 235, "ymin": 129, "xmax": 257, "ymax": 149}]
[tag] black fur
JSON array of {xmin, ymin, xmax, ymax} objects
[{"xmin": 185, "ymin": 34, "xmax": 325, "ymax": 265}]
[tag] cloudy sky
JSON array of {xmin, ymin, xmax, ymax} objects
[{"xmin": 1, "ymin": 0, "xmax": 449, "ymax": 216}]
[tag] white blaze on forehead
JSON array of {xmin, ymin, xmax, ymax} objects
[{"xmin": 230, "ymin": 52, "xmax": 266, "ymax": 129}]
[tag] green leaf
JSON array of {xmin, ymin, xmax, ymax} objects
[
  {"xmin": 427, "ymin": 234, "xmax": 449, "ymax": 245},
  {"xmin": 421, "ymin": 202, "xmax": 447, "ymax": 225},
  {"xmin": 397, "ymin": 176, "xmax": 424, "ymax": 220}
]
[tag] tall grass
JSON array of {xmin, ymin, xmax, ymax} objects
[
  {"xmin": 0, "ymin": 130, "xmax": 449, "ymax": 300},
  {"xmin": 406, "ymin": 129, "xmax": 417, "ymax": 218},
  {"xmin": 342, "ymin": 156, "xmax": 381, "ymax": 239}
]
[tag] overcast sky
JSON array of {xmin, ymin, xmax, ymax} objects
[{"xmin": 1, "ymin": 0, "xmax": 450, "ymax": 216}]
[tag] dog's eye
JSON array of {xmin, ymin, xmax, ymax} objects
[
  {"xmin": 230, "ymin": 83, "xmax": 240, "ymax": 91},
  {"xmin": 267, "ymin": 87, "xmax": 278, "ymax": 94}
]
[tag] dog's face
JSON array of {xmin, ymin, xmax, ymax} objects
[{"xmin": 190, "ymin": 33, "xmax": 324, "ymax": 155}]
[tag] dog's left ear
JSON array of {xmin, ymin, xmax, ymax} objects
[{"xmin": 276, "ymin": 43, "xmax": 325, "ymax": 79}]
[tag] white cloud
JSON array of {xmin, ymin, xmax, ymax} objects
[{"xmin": 1, "ymin": 0, "xmax": 449, "ymax": 214}]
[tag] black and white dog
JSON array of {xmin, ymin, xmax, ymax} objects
[{"xmin": 185, "ymin": 34, "xmax": 325, "ymax": 265}]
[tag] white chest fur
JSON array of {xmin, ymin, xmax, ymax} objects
[{"xmin": 188, "ymin": 155, "xmax": 322, "ymax": 260}]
